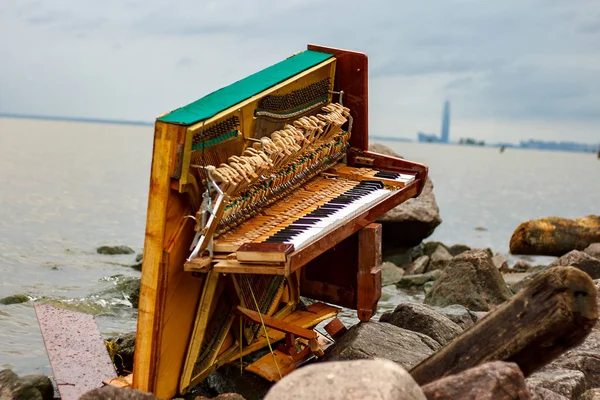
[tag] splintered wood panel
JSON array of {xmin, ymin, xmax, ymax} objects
[{"xmin": 34, "ymin": 304, "xmax": 117, "ymax": 400}]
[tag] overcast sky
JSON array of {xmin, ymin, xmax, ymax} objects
[{"xmin": 1, "ymin": 0, "xmax": 599, "ymax": 143}]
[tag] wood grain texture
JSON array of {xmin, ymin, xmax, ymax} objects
[
  {"xmin": 133, "ymin": 122, "xmax": 174, "ymax": 392},
  {"xmin": 308, "ymin": 44, "xmax": 368, "ymax": 150},
  {"xmin": 357, "ymin": 223, "xmax": 382, "ymax": 322},
  {"xmin": 410, "ymin": 266, "xmax": 599, "ymax": 385}
]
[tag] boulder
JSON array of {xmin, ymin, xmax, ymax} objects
[
  {"xmin": 513, "ymin": 251, "xmax": 600, "ymax": 294},
  {"xmin": 264, "ymin": 359, "xmax": 426, "ymax": 400},
  {"xmin": 512, "ymin": 260, "xmax": 533, "ymax": 272},
  {"xmin": 492, "ymin": 254, "xmax": 509, "ymax": 273},
  {"xmin": 322, "ymin": 321, "xmax": 440, "ymax": 370},
  {"xmin": 80, "ymin": 386, "xmax": 158, "ymax": 399},
  {"xmin": 423, "ymin": 242, "xmax": 448, "ymax": 257},
  {"xmin": 584, "ymin": 243, "xmax": 600, "ymax": 260},
  {"xmin": 381, "ymin": 262, "xmax": 405, "ymax": 286},
  {"xmin": 426, "ymin": 246, "xmax": 453, "ymax": 272},
  {"xmin": 199, "ymin": 361, "xmax": 272, "ymax": 400},
  {"xmin": 379, "ymin": 303, "xmax": 462, "ymax": 346},
  {"xmin": 382, "ymin": 248, "xmax": 412, "ymax": 268},
  {"xmin": 106, "ymin": 332, "xmax": 136, "ymax": 374},
  {"xmin": 547, "ymin": 251, "xmax": 600, "ymax": 279},
  {"xmin": 526, "ymin": 370, "xmax": 585, "ymax": 400},
  {"xmin": 581, "ymin": 389, "xmax": 600, "ymax": 400},
  {"xmin": 97, "ymin": 245, "xmax": 135, "ymax": 255},
  {"xmin": 430, "ymin": 304, "xmax": 477, "ymax": 330},
  {"xmin": 448, "ymin": 244, "xmax": 471, "ymax": 256},
  {"xmin": 405, "ymin": 255, "xmax": 429, "ymax": 275},
  {"xmin": 369, "ymin": 143, "xmax": 403, "ymax": 158},
  {"xmin": 0, "ymin": 369, "xmax": 53, "ymax": 400},
  {"xmin": 377, "ymin": 178, "xmax": 442, "ymax": 248},
  {"xmin": 196, "ymin": 395, "xmax": 246, "ymax": 400},
  {"xmin": 396, "ymin": 270, "xmax": 442, "ymax": 288},
  {"xmin": 541, "ymin": 330, "xmax": 600, "ymax": 391},
  {"xmin": 421, "ymin": 361, "xmax": 531, "ymax": 400},
  {"xmin": 424, "ymin": 249, "xmax": 512, "ymax": 311},
  {"xmin": 0, "ymin": 294, "xmax": 29, "ymax": 305},
  {"xmin": 408, "ymin": 243, "xmax": 425, "ymax": 261},
  {"xmin": 510, "ymin": 215, "xmax": 600, "ymax": 257}
]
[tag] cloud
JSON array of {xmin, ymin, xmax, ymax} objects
[{"xmin": 1, "ymin": 0, "xmax": 599, "ymax": 143}]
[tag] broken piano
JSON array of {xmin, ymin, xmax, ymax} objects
[{"xmin": 133, "ymin": 44, "xmax": 429, "ymax": 399}]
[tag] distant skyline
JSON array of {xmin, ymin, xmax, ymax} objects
[{"xmin": 1, "ymin": 0, "xmax": 599, "ymax": 143}]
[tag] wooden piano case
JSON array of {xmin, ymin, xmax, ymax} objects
[{"xmin": 133, "ymin": 44, "xmax": 428, "ymax": 399}]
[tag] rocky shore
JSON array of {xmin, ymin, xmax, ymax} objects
[{"xmin": 2, "ymin": 144, "xmax": 600, "ymax": 400}]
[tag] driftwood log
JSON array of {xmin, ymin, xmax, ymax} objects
[
  {"xmin": 410, "ymin": 266, "xmax": 598, "ymax": 386},
  {"xmin": 510, "ymin": 215, "xmax": 600, "ymax": 256}
]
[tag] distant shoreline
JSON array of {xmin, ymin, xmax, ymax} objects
[{"xmin": 0, "ymin": 113, "xmax": 154, "ymax": 127}]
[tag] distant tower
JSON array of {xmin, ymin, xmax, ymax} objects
[{"xmin": 440, "ymin": 100, "xmax": 450, "ymax": 143}]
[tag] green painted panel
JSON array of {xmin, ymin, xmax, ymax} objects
[{"xmin": 158, "ymin": 50, "xmax": 333, "ymax": 126}]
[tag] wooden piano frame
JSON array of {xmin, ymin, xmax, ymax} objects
[{"xmin": 133, "ymin": 44, "xmax": 428, "ymax": 399}]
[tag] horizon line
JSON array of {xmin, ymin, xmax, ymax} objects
[{"xmin": 0, "ymin": 112, "xmax": 155, "ymax": 127}]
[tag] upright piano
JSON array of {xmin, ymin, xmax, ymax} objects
[{"xmin": 133, "ymin": 44, "xmax": 428, "ymax": 398}]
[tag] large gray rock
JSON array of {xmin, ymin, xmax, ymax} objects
[
  {"xmin": 322, "ymin": 321, "xmax": 440, "ymax": 370},
  {"xmin": 199, "ymin": 361, "xmax": 272, "ymax": 400},
  {"xmin": 429, "ymin": 304, "xmax": 477, "ymax": 330},
  {"xmin": 379, "ymin": 302, "xmax": 462, "ymax": 346},
  {"xmin": 381, "ymin": 262, "xmax": 405, "ymax": 286},
  {"xmin": 512, "ymin": 250, "xmax": 600, "ymax": 294},
  {"xmin": 492, "ymin": 254, "xmax": 509, "ymax": 273},
  {"xmin": 106, "ymin": 332, "xmax": 136, "ymax": 374},
  {"xmin": 405, "ymin": 255, "xmax": 429, "ymax": 275},
  {"xmin": 421, "ymin": 361, "xmax": 531, "ymax": 400},
  {"xmin": 377, "ymin": 178, "xmax": 442, "ymax": 248},
  {"xmin": 581, "ymin": 389, "xmax": 600, "ymax": 400},
  {"xmin": 369, "ymin": 143, "xmax": 404, "ymax": 158},
  {"xmin": 97, "ymin": 245, "xmax": 135, "ymax": 255},
  {"xmin": 423, "ymin": 242, "xmax": 449, "ymax": 257},
  {"xmin": 541, "ymin": 330, "xmax": 600, "ymax": 391},
  {"xmin": 0, "ymin": 369, "xmax": 53, "ymax": 400},
  {"xmin": 526, "ymin": 370, "xmax": 585, "ymax": 400},
  {"xmin": 264, "ymin": 359, "xmax": 426, "ymax": 400},
  {"xmin": 426, "ymin": 245, "xmax": 453, "ymax": 272},
  {"xmin": 0, "ymin": 294, "xmax": 29, "ymax": 305},
  {"xmin": 584, "ymin": 243, "xmax": 600, "ymax": 260},
  {"xmin": 547, "ymin": 250, "xmax": 600, "ymax": 279},
  {"xmin": 424, "ymin": 249, "xmax": 512, "ymax": 311},
  {"xmin": 396, "ymin": 270, "xmax": 442, "ymax": 288},
  {"xmin": 448, "ymin": 244, "xmax": 471, "ymax": 256},
  {"xmin": 80, "ymin": 386, "xmax": 158, "ymax": 399}
]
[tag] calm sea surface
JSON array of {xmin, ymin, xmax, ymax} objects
[{"xmin": 1, "ymin": 117, "xmax": 598, "ymax": 374}]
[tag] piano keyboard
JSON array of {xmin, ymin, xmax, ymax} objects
[
  {"xmin": 263, "ymin": 180, "xmax": 389, "ymax": 248},
  {"xmin": 214, "ymin": 176, "xmax": 395, "ymax": 254},
  {"xmin": 373, "ymin": 171, "xmax": 415, "ymax": 185}
]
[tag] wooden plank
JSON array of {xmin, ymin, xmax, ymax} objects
[
  {"xmin": 213, "ymin": 259, "xmax": 286, "ymax": 275},
  {"xmin": 357, "ymin": 223, "xmax": 382, "ymax": 322},
  {"xmin": 410, "ymin": 266, "xmax": 599, "ymax": 385},
  {"xmin": 235, "ymin": 306, "xmax": 317, "ymax": 340},
  {"xmin": 307, "ymin": 44, "xmax": 369, "ymax": 150},
  {"xmin": 227, "ymin": 302, "xmax": 341, "ymax": 362},
  {"xmin": 133, "ymin": 122, "xmax": 174, "ymax": 392},
  {"xmin": 153, "ymin": 206, "xmax": 204, "ymax": 398},
  {"xmin": 34, "ymin": 304, "xmax": 117, "ymax": 400},
  {"xmin": 179, "ymin": 271, "xmax": 221, "ymax": 394},
  {"xmin": 236, "ymin": 243, "xmax": 294, "ymax": 263}
]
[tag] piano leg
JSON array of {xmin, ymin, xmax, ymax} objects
[{"xmin": 357, "ymin": 223, "xmax": 382, "ymax": 322}]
